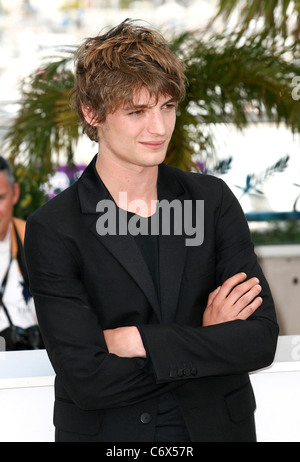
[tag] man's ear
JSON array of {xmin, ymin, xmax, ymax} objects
[
  {"xmin": 12, "ymin": 182, "xmax": 20, "ymax": 206},
  {"xmin": 81, "ymin": 104, "xmax": 99, "ymax": 126}
]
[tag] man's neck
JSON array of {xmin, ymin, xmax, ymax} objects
[
  {"xmin": 95, "ymin": 155, "xmax": 159, "ymax": 217},
  {"xmin": 0, "ymin": 225, "xmax": 10, "ymax": 245}
]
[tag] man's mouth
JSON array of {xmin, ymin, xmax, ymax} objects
[{"xmin": 139, "ymin": 141, "xmax": 165, "ymax": 149}]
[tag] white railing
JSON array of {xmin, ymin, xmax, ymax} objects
[{"xmin": 0, "ymin": 336, "xmax": 300, "ymax": 442}]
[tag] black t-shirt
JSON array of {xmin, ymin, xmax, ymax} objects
[{"xmin": 125, "ymin": 210, "xmax": 191, "ymax": 442}]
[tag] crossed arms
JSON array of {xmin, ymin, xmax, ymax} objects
[
  {"xmin": 24, "ymin": 176, "xmax": 278, "ymax": 409},
  {"xmin": 104, "ymin": 272, "xmax": 263, "ymax": 358}
]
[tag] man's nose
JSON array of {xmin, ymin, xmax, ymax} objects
[{"xmin": 147, "ymin": 111, "xmax": 166, "ymax": 136}]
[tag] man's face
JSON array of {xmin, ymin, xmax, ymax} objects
[
  {"xmin": 97, "ymin": 89, "xmax": 177, "ymax": 170},
  {"xmin": 0, "ymin": 172, "xmax": 20, "ymax": 241}
]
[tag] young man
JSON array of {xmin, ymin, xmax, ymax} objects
[
  {"xmin": 24, "ymin": 19, "xmax": 278, "ymax": 442},
  {"xmin": 0, "ymin": 157, "xmax": 41, "ymax": 350}
]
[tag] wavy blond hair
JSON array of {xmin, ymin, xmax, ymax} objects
[{"xmin": 70, "ymin": 19, "xmax": 186, "ymax": 142}]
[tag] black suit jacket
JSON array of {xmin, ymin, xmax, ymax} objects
[{"xmin": 24, "ymin": 157, "xmax": 278, "ymax": 442}]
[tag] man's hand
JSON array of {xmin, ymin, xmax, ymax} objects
[
  {"xmin": 203, "ymin": 273, "xmax": 262, "ymax": 327},
  {"xmin": 104, "ymin": 274, "xmax": 262, "ymax": 355},
  {"xmin": 103, "ymin": 326, "xmax": 146, "ymax": 358}
]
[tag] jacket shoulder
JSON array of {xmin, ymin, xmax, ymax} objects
[
  {"xmin": 161, "ymin": 163, "xmax": 224, "ymax": 194},
  {"xmin": 28, "ymin": 182, "xmax": 78, "ymax": 224}
]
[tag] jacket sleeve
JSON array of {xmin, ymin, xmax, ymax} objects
[
  {"xmin": 24, "ymin": 212, "xmax": 177, "ymax": 411},
  {"xmin": 139, "ymin": 178, "xmax": 279, "ymax": 383}
]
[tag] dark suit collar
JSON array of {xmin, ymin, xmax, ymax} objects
[
  {"xmin": 157, "ymin": 162, "xmax": 185, "ymax": 201},
  {"xmin": 156, "ymin": 165, "xmax": 187, "ymax": 322},
  {"xmin": 77, "ymin": 155, "xmax": 110, "ymax": 215},
  {"xmin": 77, "ymin": 155, "xmax": 187, "ymax": 322}
]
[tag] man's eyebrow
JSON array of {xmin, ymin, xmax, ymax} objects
[
  {"xmin": 160, "ymin": 97, "xmax": 177, "ymax": 106},
  {"xmin": 123, "ymin": 103, "xmax": 148, "ymax": 111},
  {"xmin": 123, "ymin": 98, "xmax": 177, "ymax": 111}
]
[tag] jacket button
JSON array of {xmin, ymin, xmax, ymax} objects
[{"xmin": 140, "ymin": 412, "xmax": 152, "ymax": 424}]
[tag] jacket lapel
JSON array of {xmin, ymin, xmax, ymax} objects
[
  {"xmin": 95, "ymin": 231, "xmax": 162, "ymax": 319},
  {"xmin": 157, "ymin": 165, "xmax": 187, "ymax": 323},
  {"xmin": 77, "ymin": 157, "xmax": 161, "ymax": 320},
  {"xmin": 77, "ymin": 157, "xmax": 187, "ymax": 323}
]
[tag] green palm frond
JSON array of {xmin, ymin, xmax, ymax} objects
[
  {"xmin": 214, "ymin": 0, "xmax": 300, "ymax": 38},
  {"xmin": 2, "ymin": 30, "xmax": 300, "ymax": 199},
  {"xmin": 5, "ymin": 48, "xmax": 79, "ymax": 177},
  {"xmin": 167, "ymin": 30, "xmax": 300, "ymax": 168}
]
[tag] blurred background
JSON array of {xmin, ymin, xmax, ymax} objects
[{"xmin": 0, "ymin": 0, "xmax": 299, "ymax": 334}]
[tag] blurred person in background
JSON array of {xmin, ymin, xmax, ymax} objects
[{"xmin": 0, "ymin": 157, "xmax": 43, "ymax": 350}]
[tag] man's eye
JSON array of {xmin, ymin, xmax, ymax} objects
[
  {"xmin": 129, "ymin": 110, "xmax": 144, "ymax": 116},
  {"xmin": 163, "ymin": 103, "xmax": 176, "ymax": 110}
]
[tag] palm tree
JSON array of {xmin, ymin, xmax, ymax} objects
[
  {"xmin": 5, "ymin": 54, "xmax": 79, "ymax": 181},
  {"xmin": 168, "ymin": 30, "xmax": 300, "ymax": 168},
  {"xmin": 2, "ymin": 6, "xmax": 300, "ymax": 217},
  {"xmin": 214, "ymin": 0, "xmax": 300, "ymax": 40}
]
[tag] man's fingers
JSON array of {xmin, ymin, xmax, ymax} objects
[
  {"xmin": 227, "ymin": 277, "xmax": 261, "ymax": 306},
  {"xmin": 217, "ymin": 272, "xmax": 248, "ymax": 299},
  {"xmin": 204, "ymin": 273, "xmax": 263, "ymax": 326},
  {"xmin": 207, "ymin": 286, "xmax": 221, "ymax": 306},
  {"xmin": 233, "ymin": 283, "xmax": 262, "ymax": 313},
  {"xmin": 236, "ymin": 296, "xmax": 263, "ymax": 320}
]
